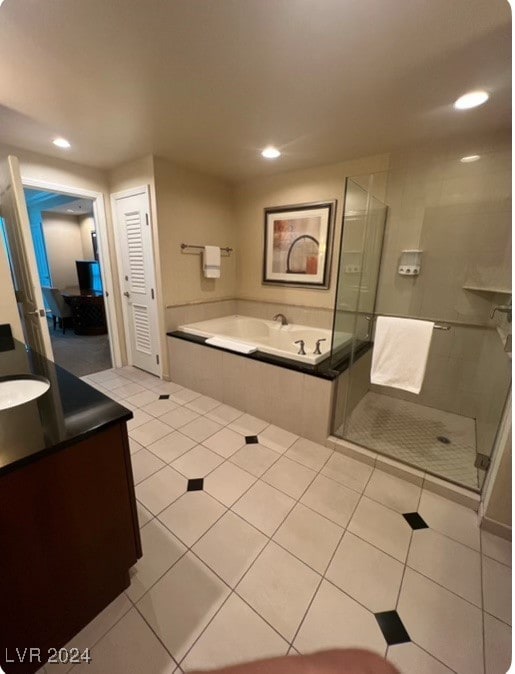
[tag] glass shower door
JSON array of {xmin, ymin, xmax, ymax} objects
[{"xmin": 331, "ymin": 176, "xmax": 387, "ymax": 436}]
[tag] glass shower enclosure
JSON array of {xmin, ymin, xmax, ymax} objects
[{"xmin": 332, "ymin": 159, "xmax": 512, "ymax": 492}]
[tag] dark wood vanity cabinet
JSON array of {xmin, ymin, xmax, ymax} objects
[{"xmin": 0, "ymin": 421, "xmax": 141, "ymax": 674}]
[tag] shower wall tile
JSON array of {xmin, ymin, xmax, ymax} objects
[{"xmin": 376, "ymin": 136, "xmax": 511, "ymax": 325}]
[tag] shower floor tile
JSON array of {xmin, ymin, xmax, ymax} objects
[{"xmin": 339, "ymin": 392, "xmax": 479, "ymax": 488}]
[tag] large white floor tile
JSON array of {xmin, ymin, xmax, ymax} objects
[
  {"xmin": 236, "ymin": 541, "xmax": 320, "ymax": 641},
  {"xmin": 320, "ymin": 452, "xmax": 373, "ymax": 493},
  {"xmin": 137, "ymin": 552, "xmax": 230, "ymax": 662},
  {"xmin": 136, "ymin": 501, "xmax": 153, "ymax": 528},
  {"xmin": 230, "ymin": 443, "xmax": 280, "ymax": 477},
  {"xmin": 418, "ymin": 490, "xmax": 480, "ymax": 550},
  {"xmin": 159, "ymin": 407, "xmax": 199, "ymax": 430},
  {"xmin": 147, "ymin": 431, "xmax": 197, "ymax": 464},
  {"xmin": 484, "ymin": 612, "xmax": 512, "ymax": 674},
  {"xmin": 259, "ymin": 424, "xmax": 298, "ymax": 453},
  {"xmin": 180, "ymin": 416, "xmax": 223, "ymax": 443},
  {"xmin": 483, "ymin": 555, "xmax": 512, "ymax": 625},
  {"xmin": 126, "ymin": 519, "xmax": 186, "ymax": 602},
  {"xmin": 46, "ymin": 594, "xmax": 133, "ymax": 673},
  {"xmin": 388, "ymin": 642, "xmax": 454, "ymax": 674},
  {"xmin": 364, "ymin": 469, "xmax": 421, "ymax": 513},
  {"xmin": 141, "ymin": 398, "xmax": 179, "ymax": 418},
  {"xmin": 205, "ymin": 403, "xmax": 244, "ymax": 425},
  {"xmin": 348, "ymin": 496, "xmax": 411, "ymax": 562},
  {"xmin": 73, "ymin": 609, "xmax": 175, "ymax": 673},
  {"xmin": 294, "ymin": 579, "xmax": 386, "ymax": 655},
  {"xmin": 130, "ymin": 448, "xmax": 165, "ymax": 484},
  {"xmin": 185, "ymin": 395, "xmax": 221, "ymax": 414},
  {"xmin": 398, "ymin": 568, "xmax": 483, "ymax": 674},
  {"xmin": 481, "ymin": 530, "xmax": 512, "ymax": 567},
  {"xmin": 158, "ymin": 491, "xmax": 226, "ymax": 547},
  {"xmin": 285, "ymin": 438, "xmax": 332, "ymax": 471},
  {"xmin": 300, "ymin": 474, "xmax": 360, "ymax": 528},
  {"xmin": 326, "ymin": 532, "xmax": 404, "ymax": 612},
  {"xmin": 127, "ymin": 409, "xmax": 154, "ymax": 432},
  {"xmin": 169, "ymin": 387, "xmax": 202, "ymax": 404},
  {"xmin": 193, "ymin": 511, "xmax": 267, "ymax": 586},
  {"xmin": 181, "ymin": 593, "xmax": 288, "ymax": 671},
  {"xmin": 129, "ymin": 418, "xmax": 173, "ymax": 447},
  {"xmin": 408, "ymin": 528, "xmax": 482, "ymax": 606},
  {"xmin": 228, "ymin": 413, "xmax": 269, "ymax": 436},
  {"xmin": 202, "ymin": 427, "xmax": 246, "ymax": 458},
  {"xmin": 125, "ymin": 389, "xmax": 160, "ymax": 408},
  {"xmin": 171, "ymin": 445, "xmax": 224, "ymax": 478},
  {"xmin": 262, "ymin": 456, "xmax": 316, "ymax": 499},
  {"xmin": 204, "ymin": 462, "xmax": 256, "ymax": 506},
  {"xmin": 273, "ymin": 503, "xmax": 342, "ymax": 573},
  {"xmin": 135, "ymin": 466, "xmax": 186, "ymax": 515},
  {"xmin": 233, "ymin": 480, "xmax": 295, "ymax": 536}
]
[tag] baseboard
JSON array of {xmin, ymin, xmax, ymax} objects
[{"xmin": 480, "ymin": 514, "xmax": 512, "ymax": 541}]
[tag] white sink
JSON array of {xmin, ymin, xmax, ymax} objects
[{"xmin": 0, "ymin": 376, "xmax": 50, "ymax": 410}]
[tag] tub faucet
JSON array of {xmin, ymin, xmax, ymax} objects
[
  {"xmin": 314, "ymin": 338, "xmax": 327, "ymax": 355},
  {"xmin": 294, "ymin": 340, "xmax": 306, "ymax": 355},
  {"xmin": 273, "ymin": 313, "xmax": 288, "ymax": 326}
]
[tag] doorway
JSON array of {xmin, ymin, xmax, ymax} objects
[{"xmin": 19, "ymin": 187, "xmax": 112, "ymax": 377}]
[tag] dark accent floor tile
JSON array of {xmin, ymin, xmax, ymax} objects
[
  {"xmin": 159, "ymin": 394, "xmax": 170, "ymax": 400},
  {"xmin": 187, "ymin": 478, "xmax": 204, "ymax": 492},
  {"xmin": 374, "ymin": 610, "xmax": 410, "ymax": 645},
  {"xmin": 245, "ymin": 435, "xmax": 259, "ymax": 444},
  {"xmin": 403, "ymin": 512, "xmax": 429, "ymax": 530}
]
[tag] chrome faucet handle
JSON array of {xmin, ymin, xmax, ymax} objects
[
  {"xmin": 313, "ymin": 338, "xmax": 327, "ymax": 355},
  {"xmin": 294, "ymin": 339, "xmax": 306, "ymax": 355}
]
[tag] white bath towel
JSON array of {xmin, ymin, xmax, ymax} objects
[
  {"xmin": 203, "ymin": 246, "xmax": 221, "ymax": 278},
  {"xmin": 206, "ymin": 337, "xmax": 257, "ymax": 354},
  {"xmin": 371, "ymin": 316, "xmax": 434, "ymax": 394}
]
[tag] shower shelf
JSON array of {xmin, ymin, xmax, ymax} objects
[{"xmin": 462, "ymin": 285, "xmax": 511, "ymax": 294}]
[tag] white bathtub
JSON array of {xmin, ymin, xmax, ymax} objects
[{"xmin": 178, "ymin": 315, "xmax": 353, "ymax": 365}]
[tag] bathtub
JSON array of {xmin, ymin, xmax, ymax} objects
[{"xmin": 178, "ymin": 315, "xmax": 353, "ymax": 365}]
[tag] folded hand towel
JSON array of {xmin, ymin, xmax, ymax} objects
[
  {"xmin": 203, "ymin": 246, "xmax": 221, "ymax": 278},
  {"xmin": 371, "ymin": 316, "xmax": 434, "ymax": 394},
  {"xmin": 206, "ymin": 337, "xmax": 257, "ymax": 354}
]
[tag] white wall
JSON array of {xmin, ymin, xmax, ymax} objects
[
  {"xmin": 79, "ymin": 214, "xmax": 95, "ymax": 259},
  {"xmin": 42, "ymin": 212, "xmax": 84, "ymax": 289}
]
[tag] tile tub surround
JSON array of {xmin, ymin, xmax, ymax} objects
[
  {"xmin": 167, "ymin": 334, "xmax": 337, "ymax": 444},
  {"xmin": 47, "ymin": 364, "xmax": 511, "ymax": 674}
]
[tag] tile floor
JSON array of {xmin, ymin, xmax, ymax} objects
[
  {"xmin": 339, "ymin": 392, "xmax": 479, "ymax": 489},
  {"xmin": 40, "ymin": 366, "xmax": 511, "ymax": 674}
]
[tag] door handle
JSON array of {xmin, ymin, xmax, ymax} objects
[
  {"xmin": 27, "ymin": 309, "xmax": 45, "ymax": 317},
  {"xmin": 123, "ymin": 291, "xmax": 130, "ymax": 298}
]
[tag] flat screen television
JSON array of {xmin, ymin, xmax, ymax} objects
[{"xmin": 76, "ymin": 260, "xmax": 103, "ymax": 293}]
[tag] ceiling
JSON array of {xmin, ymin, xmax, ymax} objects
[
  {"xmin": 24, "ymin": 188, "xmax": 94, "ymax": 214},
  {"xmin": 0, "ymin": 0, "xmax": 511, "ymax": 182}
]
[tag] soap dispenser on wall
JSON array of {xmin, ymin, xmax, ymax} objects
[{"xmin": 398, "ymin": 250, "xmax": 422, "ymax": 276}]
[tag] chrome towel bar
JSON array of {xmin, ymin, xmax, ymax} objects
[{"xmin": 181, "ymin": 243, "xmax": 233, "ymax": 254}]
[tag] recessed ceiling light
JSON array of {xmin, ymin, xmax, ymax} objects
[
  {"xmin": 460, "ymin": 155, "xmax": 480, "ymax": 163},
  {"xmin": 261, "ymin": 146, "xmax": 281, "ymax": 159},
  {"xmin": 66, "ymin": 209, "xmax": 74, "ymax": 213},
  {"xmin": 53, "ymin": 137, "xmax": 71, "ymax": 149},
  {"xmin": 454, "ymin": 91, "xmax": 489, "ymax": 110},
  {"xmin": 0, "ymin": 0, "xmax": 6, "ymax": 7}
]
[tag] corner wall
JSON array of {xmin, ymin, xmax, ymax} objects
[{"xmin": 153, "ymin": 156, "xmax": 237, "ymax": 332}]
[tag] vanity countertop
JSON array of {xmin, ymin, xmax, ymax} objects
[{"xmin": 0, "ymin": 339, "xmax": 132, "ymax": 477}]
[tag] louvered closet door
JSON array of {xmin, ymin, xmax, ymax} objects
[{"xmin": 114, "ymin": 189, "xmax": 160, "ymax": 375}]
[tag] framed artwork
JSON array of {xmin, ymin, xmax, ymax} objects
[{"xmin": 263, "ymin": 200, "xmax": 336, "ymax": 288}]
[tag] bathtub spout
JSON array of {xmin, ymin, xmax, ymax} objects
[{"xmin": 273, "ymin": 313, "xmax": 288, "ymax": 326}]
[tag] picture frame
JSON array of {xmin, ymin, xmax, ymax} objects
[{"xmin": 262, "ymin": 200, "xmax": 336, "ymax": 288}]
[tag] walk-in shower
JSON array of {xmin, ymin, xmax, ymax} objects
[{"xmin": 331, "ymin": 146, "xmax": 512, "ymax": 491}]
